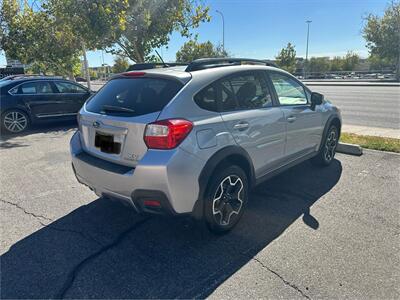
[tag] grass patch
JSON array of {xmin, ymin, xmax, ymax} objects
[{"xmin": 340, "ymin": 133, "xmax": 400, "ymax": 153}]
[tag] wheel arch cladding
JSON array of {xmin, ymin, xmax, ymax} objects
[
  {"xmin": 319, "ymin": 115, "xmax": 341, "ymax": 151},
  {"xmin": 191, "ymin": 145, "xmax": 255, "ymax": 219}
]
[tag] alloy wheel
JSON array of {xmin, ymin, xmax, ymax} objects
[
  {"xmin": 324, "ymin": 128, "xmax": 337, "ymax": 162},
  {"xmin": 212, "ymin": 175, "xmax": 244, "ymax": 226},
  {"xmin": 3, "ymin": 111, "xmax": 28, "ymax": 133}
]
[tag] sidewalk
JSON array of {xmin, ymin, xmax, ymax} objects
[
  {"xmin": 342, "ymin": 124, "xmax": 400, "ymax": 139},
  {"xmin": 305, "ymin": 81, "xmax": 400, "ymax": 87}
]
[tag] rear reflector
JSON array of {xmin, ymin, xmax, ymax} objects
[
  {"xmin": 143, "ymin": 200, "xmax": 161, "ymax": 207},
  {"xmin": 144, "ymin": 119, "xmax": 193, "ymax": 149},
  {"xmin": 122, "ymin": 71, "xmax": 146, "ymax": 77}
]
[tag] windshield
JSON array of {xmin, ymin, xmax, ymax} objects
[{"xmin": 85, "ymin": 77, "xmax": 183, "ymax": 116}]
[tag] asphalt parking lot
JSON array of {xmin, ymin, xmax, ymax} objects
[{"xmin": 1, "ymin": 122, "xmax": 399, "ymax": 299}]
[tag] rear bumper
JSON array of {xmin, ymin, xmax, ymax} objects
[{"xmin": 70, "ymin": 131, "xmax": 204, "ymax": 215}]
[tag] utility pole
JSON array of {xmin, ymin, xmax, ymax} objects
[
  {"xmin": 101, "ymin": 50, "xmax": 105, "ymax": 81},
  {"xmin": 216, "ymin": 10, "xmax": 225, "ymax": 53},
  {"xmin": 304, "ymin": 20, "xmax": 312, "ymax": 79},
  {"xmin": 81, "ymin": 42, "xmax": 91, "ymax": 90}
]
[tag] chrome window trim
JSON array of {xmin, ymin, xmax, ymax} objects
[
  {"xmin": 36, "ymin": 112, "xmax": 78, "ymax": 118},
  {"xmin": 7, "ymin": 80, "xmax": 88, "ymax": 96}
]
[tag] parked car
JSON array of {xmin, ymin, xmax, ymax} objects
[
  {"xmin": 75, "ymin": 77, "xmax": 87, "ymax": 82},
  {"xmin": 70, "ymin": 58, "xmax": 342, "ymax": 233},
  {"xmin": 0, "ymin": 76, "xmax": 92, "ymax": 134}
]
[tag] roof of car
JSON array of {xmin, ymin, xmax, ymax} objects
[
  {"xmin": 135, "ymin": 64, "xmax": 284, "ymax": 80},
  {"xmin": 121, "ymin": 59, "xmax": 283, "ymax": 84},
  {"xmin": 1, "ymin": 76, "xmax": 75, "ymax": 85}
]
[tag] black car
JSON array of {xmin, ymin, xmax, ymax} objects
[{"xmin": 0, "ymin": 76, "xmax": 92, "ymax": 134}]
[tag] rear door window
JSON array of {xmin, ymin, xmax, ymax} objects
[
  {"xmin": 12, "ymin": 81, "xmax": 54, "ymax": 94},
  {"xmin": 228, "ymin": 73, "xmax": 273, "ymax": 110},
  {"xmin": 55, "ymin": 81, "xmax": 87, "ymax": 93},
  {"xmin": 85, "ymin": 77, "xmax": 183, "ymax": 116},
  {"xmin": 194, "ymin": 71, "xmax": 273, "ymax": 112}
]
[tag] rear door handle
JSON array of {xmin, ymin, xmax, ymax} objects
[
  {"xmin": 233, "ymin": 122, "xmax": 249, "ymax": 131},
  {"xmin": 287, "ymin": 116, "xmax": 296, "ymax": 123}
]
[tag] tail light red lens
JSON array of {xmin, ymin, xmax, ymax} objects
[
  {"xmin": 122, "ymin": 71, "xmax": 146, "ymax": 77},
  {"xmin": 143, "ymin": 200, "xmax": 161, "ymax": 207},
  {"xmin": 144, "ymin": 119, "xmax": 193, "ymax": 149}
]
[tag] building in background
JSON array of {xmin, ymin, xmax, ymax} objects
[
  {"xmin": 6, "ymin": 55, "xmax": 24, "ymax": 68},
  {"xmin": 0, "ymin": 55, "xmax": 25, "ymax": 79}
]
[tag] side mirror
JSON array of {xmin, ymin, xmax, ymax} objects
[{"xmin": 310, "ymin": 92, "xmax": 324, "ymax": 110}]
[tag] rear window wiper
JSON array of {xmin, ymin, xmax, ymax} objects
[{"xmin": 101, "ymin": 105, "xmax": 136, "ymax": 114}]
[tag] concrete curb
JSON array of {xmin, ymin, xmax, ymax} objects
[{"xmin": 337, "ymin": 142, "xmax": 363, "ymax": 156}]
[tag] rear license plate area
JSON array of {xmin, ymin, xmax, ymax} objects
[{"xmin": 95, "ymin": 132, "xmax": 121, "ymax": 154}]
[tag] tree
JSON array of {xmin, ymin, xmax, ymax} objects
[
  {"xmin": 363, "ymin": 1, "xmax": 400, "ymax": 80},
  {"xmin": 47, "ymin": 0, "xmax": 129, "ymax": 87},
  {"xmin": 368, "ymin": 54, "xmax": 393, "ymax": 70},
  {"xmin": 47, "ymin": 0, "xmax": 128, "ymax": 50},
  {"xmin": 330, "ymin": 56, "xmax": 343, "ymax": 71},
  {"xmin": 111, "ymin": 0, "xmax": 210, "ymax": 63},
  {"xmin": 113, "ymin": 56, "xmax": 130, "ymax": 73},
  {"xmin": 308, "ymin": 57, "xmax": 330, "ymax": 73},
  {"xmin": 1, "ymin": 0, "xmax": 81, "ymax": 78},
  {"xmin": 176, "ymin": 39, "xmax": 227, "ymax": 62},
  {"xmin": 275, "ymin": 43, "xmax": 297, "ymax": 74},
  {"xmin": 342, "ymin": 51, "xmax": 360, "ymax": 71}
]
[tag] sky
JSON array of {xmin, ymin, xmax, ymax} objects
[{"xmin": 0, "ymin": 0, "xmax": 389, "ymax": 67}]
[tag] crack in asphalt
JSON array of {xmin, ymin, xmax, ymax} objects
[
  {"xmin": 0, "ymin": 198, "xmax": 102, "ymax": 247},
  {"xmin": 253, "ymin": 257, "xmax": 311, "ymax": 299},
  {"xmin": 0, "ymin": 198, "xmax": 53, "ymax": 222},
  {"xmin": 55, "ymin": 217, "xmax": 150, "ymax": 299}
]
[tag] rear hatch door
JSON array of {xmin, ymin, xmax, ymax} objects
[{"xmin": 79, "ymin": 75, "xmax": 183, "ymax": 167}]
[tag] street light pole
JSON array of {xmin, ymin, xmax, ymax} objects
[
  {"xmin": 304, "ymin": 20, "xmax": 312, "ymax": 79},
  {"xmin": 216, "ymin": 10, "xmax": 225, "ymax": 53}
]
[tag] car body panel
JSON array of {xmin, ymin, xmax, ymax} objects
[
  {"xmin": 220, "ymin": 108, "xmax": 286, "ymax": 177},
  {"xmin": 70, "ymin": 64, "xmax": 342, "ymax": 215},
  {"xmin": 79, "ymin": 108, "xmax": 160, "ymax": 167},
  {"xmin": 0, "ymin": 78, "xmax": 91, "ymax": 123}
]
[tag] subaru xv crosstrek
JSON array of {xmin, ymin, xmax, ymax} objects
[{"xmin": 70, "ymin": 58, "xmax": 341, "ymax": 233}]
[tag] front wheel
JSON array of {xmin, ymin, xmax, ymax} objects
[
  {"xmin": 312, "ymin": 125, "xmax": 339, "ymax": 166},
  {"xmin": 204, "ymin": 165, "xmax": 249, "ymax": 233},
  {"xmin": 1, "ymin": 110, "xmax": 30, "ymax": 134}
]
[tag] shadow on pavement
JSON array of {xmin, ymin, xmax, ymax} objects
[
  {"xmin": 0, "ymin": 120, "xmax": 77, "ymax": 149},
  {"xmin": 1, "ymin": 159, "xmax": 342, "ymax": 299}
]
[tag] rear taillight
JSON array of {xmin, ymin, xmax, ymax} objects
[{"xmin": 144, "ymin": 119, "xmax": 193, "ymax": 149}]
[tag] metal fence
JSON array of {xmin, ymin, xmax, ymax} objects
[{"xmin": 295, "ymin": 70, "xmax": 397, "ymax": 80}]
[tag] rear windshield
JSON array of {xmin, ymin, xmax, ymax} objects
[{"xmin": 85, "ymin": 77, "xmax": 183, "ymax": 116}]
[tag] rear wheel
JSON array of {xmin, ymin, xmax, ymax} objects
[
  {"xmin": 204, "ymin": 165, "xmax": 248, "ymax": 233},
  {"xmin": 1, "ymin": 110, "xmax": 30, "ymax": 134},
  {"xmin": 312, "ymin": 124, "xmax": 339, "ymax": 166}
]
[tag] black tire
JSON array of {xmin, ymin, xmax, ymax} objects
[
  {"xmin": 204, "ymin": 165, "xmax": 249, "ymax": 233},
  {"xmin": 311, "ymin": 124, "xmax": 339, "ymax": 166},
  {"xmin": 1, "ymin": 109, "xmax": 30, "ymax": 135}
]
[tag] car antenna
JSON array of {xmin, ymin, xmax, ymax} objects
[{"xmin": 155, "ymin": 50, "xmax": 168, "ymax": 68}]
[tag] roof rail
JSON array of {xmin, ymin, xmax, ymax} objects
[
  {"xmin": 185, "ymin": 58, "xmax": 278, "ymax": 72},
  {"xmin": 127, "ymin": 62, "xmax": 187, "ymax": 71}
]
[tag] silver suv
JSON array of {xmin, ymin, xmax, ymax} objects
[{"xmin": 70, "ymin": 58, "xmax": 341, "ymax": 232}]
